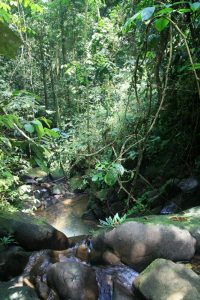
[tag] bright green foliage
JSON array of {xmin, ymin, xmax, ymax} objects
[
  {"xmin": 0, "ymin": 22, "xmax": 21, "ymax": 57},
  {"xmin": 92, "ymin": 162, "xmax": 125, "ymax": 187},
  {"xmin": 0, "ymin": 235, "xmax": 15, "ymax": 246},
  {"xmin": 98, "ymin": 213, "xmax": 127, "ymax": 229},
  {"xmin": 0, "ymin": 0, "xmax": 200, "ymax": 215},
  {"xmin": 154, "ymin": 18, "xmax": 169, "ymax": 32}
]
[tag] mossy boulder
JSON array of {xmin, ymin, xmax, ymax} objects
[
  {"xmin": 134, "ymin": 259, "xmax": 200, "ymax": 300},
  {"xmin": 91, "ymin": 222, "xmax": 196, "ymax": 272},
  {"xmin": 128, "ymin": 206, "xmax": 200, "ymax": 253},
  {"xmin": 0, "ymin": 211, "xmax": 69, "ymax": 251},
  {"xmin": 24, "ymin": 167, "xmax": 48, "ymax": 179}
]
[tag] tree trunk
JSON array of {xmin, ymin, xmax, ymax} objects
[
  {"xmin": 59, "ymin": 1, "xmax": 66, "ymax": 68},
  {"xmin": 50, "ymin": 64, "xmax": 61, "ymax": 128},
  {"xmin": 39, "ymin": 37, "xmax": 48, "ymax": 109}
]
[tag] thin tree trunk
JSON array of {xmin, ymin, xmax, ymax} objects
[
  {"xmin": 39, "ymin": 37, "xmax": 48, "ymax": 109},
  {"xmin": 59, "ymin": 1, "xmax": 66, "ymax": 68},
  {"xmin": 84, "ymin": 0, "xmax": 90, "ymax": 153},
  {"xmin": 95, "ymin": 0, "xmax": 101, "ymax": 20},
  {"xmin": 50, "ymin": 64, "xmax": 61, "ymax": 128}
]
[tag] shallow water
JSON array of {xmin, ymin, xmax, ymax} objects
[{"xmin": 36, "ymin": 193, "xmax": 97, "ymax": 237}]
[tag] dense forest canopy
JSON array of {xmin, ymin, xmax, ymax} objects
[{"xmin": 0, "ymin": 0, "xmax": 200, "ymax": 216}]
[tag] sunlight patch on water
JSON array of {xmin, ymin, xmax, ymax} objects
[{"xmin": 36, "ymin": 194, "xmax": 97, "ymax": 237}]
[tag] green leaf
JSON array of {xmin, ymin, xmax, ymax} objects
[
  {"xmin": 23, "ymin": 0, "xmax": 30, "ymax": 8},
  {"xmin": 177, "ymin": 8, "xmax": 191, "ymax": 13},
  {"xmin": 0, "ymin": 137, "xmax": 12, "ymax": 148},
  {"xmin": 113, "ymin": 163, "xmax": 125, "ymax": 176},
  {"xmin": 187, "ymin": 63, "xmax": 200, "ymax": 70},
  {"xmin": 39, "ymin": 116, "xmax": 51, "ymax": 128},
  {"xmin": 190, "ymin": 2, "xmax": 200, "ymax": 11},
  {"xmin": 29, "ymin": 3, "xmax": 43, "ymax": 13},
  {"xmin": 92, "ymin": 174, "xmax": 99, "ymax": 182},
  {"xmin": 0, "ymin": 2, "xmax": 10, "ymax": 12},
  {"xmin": 0, "ymin": 22, "xmax": 21, "ymax": 58},
  {"xmin": 122, "ymin": 12, "xmax": 141, "ymax": 33},
  {"xmin": 104, "ymin": 168, "xmax": 118, "ymax": 186},
  {"xmin": 0, "ymin": 115, "xmax": 14, "ymax": 128},
  {"xmin": 24, "ymin": 123, "xmax": 35, "ymax": 133},
  {"xmin": 141, "ymin": 7, "xmax": 155, "ymax": 21},
  {"xmin": 44, "ymin": 128, "xmax": 59, "ymax": 138},
  {"xmin": 31, "ymin": 119, "xmax": 44, "ymax": 138},
  {"xmin": 30, "ymin": 143, "xmax": 45, "ymax": 158},
  {"xmin": 154, "ymin": 17, "xmax": 169, "ymax": 31},
  {"xmin": 156, "ymin": 8, "xmax": 173, "ymax": 15},
  {"xmin": 34, "ymin": 158, "xmax": 49, "ymax": 173}
]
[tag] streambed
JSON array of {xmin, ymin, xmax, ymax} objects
[{"xmin": 36, "ymin": 193, "xmax": 97, "ymax": 237}]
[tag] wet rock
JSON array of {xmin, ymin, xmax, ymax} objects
[
  {"xmin": 0, "ymin": 246, "xmax": 31, "ymax": 280},
  {"xmin": 91, "ymin": 222, "xmax": 196, "ymax": 272},
  {"xmin": 27, "ymin": 252, "xmax": 52, "ymax": 300},
  {"xmin": 65, "ymin": 191, "xmax": 75, "ymax": 198},
  {"xmin": 160, "ymin": 201, "xmax": 179, "ymax": 215},
  {"xmin": 134, "ymin": 258, "xmax": 200, "ymax": 300},
  {"xmin": 0, "ymin": 211, "xmax": 69, "ymax": 251},
  {"xmin": 172, "ymin": 177, "xmax": 200, "ymax": 209},
  {"xmin": 0, "ymin": 281, "xmax": 39, "ymax": 299},
  {"xmin": 52, "ymin": 184, "xmax": 65, "ymax": 195},
  {"xmin": 177, "ymin": 177, "xmax": 199, "ymax": 193},
  {"xmin": 24, "ymin": 168, "xmax": 48, "ymax": 180},
  {"xmin": 34, "ymin": 190, "xmax": 42, "ymax": 200},
  {"xmin": 23, "ymin": 178, "xmax": 37, "ymax": 185},
  {"xmin": 34, "ymin": 188, "xmax": 50, "ymax": 200},
  {"xmin": 41, "ymin": 182, "xmax": 52, "ymax": 189},
  {"xmin": 47, "ymin": 261, "xmax": 99, "ymax": 300},
  {"xmin": 53, "ymin": 194, "xmax": 60, "ymax": 200}
]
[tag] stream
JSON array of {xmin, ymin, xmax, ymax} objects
[
  {"xmin": 2, "ymin": 180, "xmax": 200, "ymax": 299},
  {"xmin": 36, "ymin": 193, "xmax": 97, "ymax": 237},
  {"xmin": 34, "ymin": 191, "xmax": 139, "ymax": 299}
]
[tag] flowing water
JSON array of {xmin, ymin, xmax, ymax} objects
[
  {"xmin": 22, "ymin": 243, "xmax": 139, "ymax": 300},
  {"xmin": 34, "ymin": 193, "xmax": 139, "ymax": 299}
]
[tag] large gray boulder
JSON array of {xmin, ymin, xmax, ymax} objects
[
  {"xmin": 183, "ymin": 207, "xmax": 200, "ymax": 253},
  {"xmin": 0, "ymin": 211, "xmax": 69, "ymax": 250},
  {"xmin": 91, "ymin": 222, "xmax": 196, "ymax": 271},
  {"xmin": 47, "ymin": 261, "xmax": 99, "ymax": 300},
  {"xmin": 134, "ymin": 258, "xmax": 200, "ymax": 300}
]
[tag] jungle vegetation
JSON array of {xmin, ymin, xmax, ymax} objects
[{"xmin": 0, "ymin": 0, "xmax": 200, "ymax": 216}]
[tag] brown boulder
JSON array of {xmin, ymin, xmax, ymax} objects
[
  {"xmin": 47, "ymin": 261, "xmax": 99, "ymax": 300},
  {"xmin": 91, "ymin": 222, "xmax": 196, "ymax": 271}
]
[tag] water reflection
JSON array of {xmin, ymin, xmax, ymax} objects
[{"xmin": 36, "ymin": 194, "xmax": 97, "ymax": 237}]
